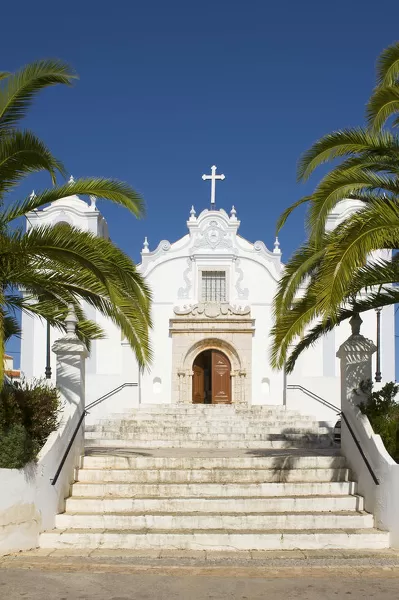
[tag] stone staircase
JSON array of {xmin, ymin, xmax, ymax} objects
[{"xmin": 39, "ymin": 405, "xmax": 389, "ymax": 551}]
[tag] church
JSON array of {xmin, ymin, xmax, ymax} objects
[
  {"xmin": 20, "ymin": 167, "xmax": 396, "ymax": 424},
  {"xmin": 16, "ymin": 167, "xmax": 399, "ymax": 552}
]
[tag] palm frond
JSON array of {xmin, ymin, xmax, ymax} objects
[
  {"xmin": 306, "ymin": 169, "xmax": 398, "ymax": 240},
  {"xmin": 0, "ymin": 59, "xmax": 76, "ymax": 131},
  {"xmin": 1, "ymin": 225, "xmax": 152, "ymax": 366},
  {"xmin": 2, "ymin": 177, "xmax": 145, "ymax": 222},
  {"xmin": 285, "ymin": 289, "xmax": 399, "ymax": 372},
  {"xmin": 347, "ymin": 258, "xmax": 399, "ymax": 294},
  {"xmin": 275, "ymin": 196, "xmax": 310, "ymax": 234},
  {"xmin": 376, "ymin": 41, "xmax": 399, "ymax": 86},
  {"xmin": 273, "ymin": 240, "xmax": 324, "ymax": 316},
  {"xmin": 367, "ymin": 85, "xmax": 399, "ymax": 132},
  {"xmin": 270, "ymin": 291, "xmax": 323, "ymax": 370},
  {"xmin": 0, "ymin": 130, "xmax": 65, "ymax": 197},
  {"xmin": 297, "ymin": 128, "xmax": 396, "ymax": 181},
  {"xmin": 347, "ymin": 189, "xmax": 395, "ymax": 203},
  {"xmin": 4, "ymin": 314, "xmax": 20, "ymax": 342},
  {"xmin": 312, "ymin": 198, "xmax": 399, "ymax": 318}
]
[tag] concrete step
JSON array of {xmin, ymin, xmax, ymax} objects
[
  {"xmin": 100, "ymin": 415, "xmax": 319, "ymax": 424},
  {"xmin": 84, "ymin": 438, "xmax": 333, "ymax": 449},
  {"xmin": 76, "ymin": 467, "xmax": 351, "ymax": 484},
  {"xmin": 123, "ymin": 403, "xmax": 310, "ymax": 415},
  {"xmin": 54, "ymin": 512, "xmax": 374, "ymax": 531},
  {"xmin": 71, "ymin": 481, "xmax": 357, "ymax": 498},
  {"xmin": 85, "ymin": 432, "xmax": 332, "ymax": 442},
  {"xmin": 86, "ymin": 424, "xmax": 329, "ymax": 434},
  {"xmin": 39, "ymin": 529, "xmax": 389, "ymax": 551},
  {"xmin": 65, "ymin": 494, "xmax": 365, "ymax": 514},
  {"xmin": 110, "ymin": 411, "xmax": 317, "ymax": 421},
  {"xmin": 81, "ymin": 454, "xmax": 346, "ymax": 470}
]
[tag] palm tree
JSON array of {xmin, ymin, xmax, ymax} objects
[
  {"xmin": 0, "ymin": 60, "xmax": 152, "ymax": 384},
  {"xmin": 272, "ymin": 41, "xmax": 399, "ymax": 372}
]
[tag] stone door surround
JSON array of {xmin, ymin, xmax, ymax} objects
[{"xmin": 170, "ymin": 302, "xmax": 254, "ymax": 405}]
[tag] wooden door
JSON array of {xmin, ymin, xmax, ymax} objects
[
  {"xmin": 211, "ymin": 350, "xmax": 231, "ymax": 404},
  {"xmin": 192, "ymin": 359, "xmax": 205, "ymax": 404}
]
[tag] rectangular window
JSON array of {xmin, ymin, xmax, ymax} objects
[{"xmin": 201, "ymin": 271, "xmax": 226, "ymax": 302}]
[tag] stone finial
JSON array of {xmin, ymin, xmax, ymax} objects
[
  {"xmin": 142, "ymin": 237, "xmax": 149, "ymax": 253},
  {"xmin": 189, "ymin": 205, "xmax": 196, "ymax": 221},
  {"xmin": 230, "ymin": 206, "xmax": 237, "ymax": 221},
  {"xmin": 65, "ymin": 303, "xmax": 78, "ymax": 335},
  {"xmin": 349, "ymin": 312, "xmax": 362, "ymax": 336},
  {"xmin": 273, "ymin": 237, "xmax": 281, "ymax": 255},
  {"xmin": 68, "ymin": 175, "xmax": 75, "ymax": 185},
  {"xmin": 89, "ymin": 195, "xmax": 97, "ymax": 209},
  {"xmin": 29, "ymin": 190, "xmax": 37, "ymax": 201}
]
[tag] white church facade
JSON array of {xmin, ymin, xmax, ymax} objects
[{"xmin": 20, "ymin": 171, "xmax": 396, "ymax": 425}]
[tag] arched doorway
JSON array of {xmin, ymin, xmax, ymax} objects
[{"xmin": 192, "ymin": 349, "xmax": 231, "ymax": 404}]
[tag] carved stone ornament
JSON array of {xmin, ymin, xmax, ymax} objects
[
  {"xmin": 235, "ymin": 259, "xmax": 249, "ymax": 300},
  {"xmin": 193, "ymin": 221, "xmax": 233, "ymax": 250},
  {"xmin": 177, "ymin": 257, "xmax": 193, "ymax": 299},
  {"xmin": 174, "ymin": 302, "xmax": 250, "ymax": 318}
]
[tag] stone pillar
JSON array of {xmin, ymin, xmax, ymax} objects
[
  {"xmin": 52, "ymin": 305, "xmax": 88, "ymax": 416},
  {"xmin": 336, "ymin": 313, "xmax": 377, "ymax": 408},
  {"xmin": 177, "ymin": 371, "xmax": 186, "ymax": 404}
]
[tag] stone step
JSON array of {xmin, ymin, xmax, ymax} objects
[
  {"xmin": 54, "ymin": 512, "xmax": 374, "ymax": 531},
  {"xmin": 39, "ymin": 529, "xmax": 389, "ymax": 551},
  {"xmin": 112, "ymin": 411, "xmax": 316, "ymax": 420},
  {"xmin": 85, "ymin": 431, "xmax": 331, "ymax": 441},
  {"xmin": 86, "ymin": 424, "xmax": 328, "ymax": 434},
  {"xmin": 84, "ymin": 438, "xmax": 333, "ymax": 449},
  {"xmin": 124, "ymin": 405, "xmax": 304, "ymax": 411},
  {"xmin": 71, "ymin": 481, "xmax": 357, "ymax": 498},
  {"xmin": 81, "ymin": 454, "xmax": 346, "ymax": 470},
  {"xmin": 102, "ymin": 410, "xmax": 318, "ymax": 418},
  {"xmin": 111, "ymin": 415, "xmax": 319, "ymax": 423},
  {"xmin": 76, "ymin": 467, "xmax": 351, "ymax": 484},
  {"xmin": 65, "ymin": 494, "xmax": 365, "ymax": 514}
]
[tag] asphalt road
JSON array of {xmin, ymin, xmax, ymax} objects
[{"xmin": 1, "ymin": 568, "xmax": 399, "ymax": 600}]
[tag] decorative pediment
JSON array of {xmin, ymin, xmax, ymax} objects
[
  {"xmin": 174, "ymin": 302, "xmax": 251, "ymax": 319},
  {"xmin": 192, "ymin": 219, "xmax": 233, "ymax": 250}
]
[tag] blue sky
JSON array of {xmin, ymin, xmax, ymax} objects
[{"xmin": 2, "ymin": 0, "xmax": 399, "ymax": 372}]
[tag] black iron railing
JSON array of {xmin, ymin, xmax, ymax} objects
[
  {"xmin": 50, "ymin": 382, "xmax": 138, "ymax": 486},
  {"xmin": 340, "ymin": 411, "xmax": 379, "ymax": 485},
  {"xmin": 287, "ymin": 384, "xmax": 379, "ymax": 485},
  {"xmin": 286, "ymin": 384, "xmax": 340, "ymax": 413}
]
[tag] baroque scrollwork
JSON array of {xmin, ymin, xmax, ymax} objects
[
  {"xmin": 254, "ymin": 240, "xmax": 269, "ymax": 255},
  {"xmin": 174, "ymin": 302, "xmax": 250, "ymax": 318},
  {"xmin": 178, "ymin": 258, "xmax": 193, "ymax": 299},
  {"xmin": 235, "ymin": 259, "xmax": 249, "ymax": 300},
  {"xmin": 159, "ymin": 240, "xmax": 171, "ymax": 251}
]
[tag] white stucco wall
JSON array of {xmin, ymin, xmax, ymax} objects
[
  {"xmin": 1, "ymin": 326, "xmax": 87, "ymax": 555},
  {"xmin": 342, "ymin": 399, "xmax": 399, "ymax": 547},
  {"xmin": 0, "ymin": 389, "xmax": 85, "ymax": 555}
]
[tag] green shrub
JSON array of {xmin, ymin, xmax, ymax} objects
[
  {"xmin": 358, "ymin": 380, "xmax": 399, "ymax": 461},
  {"xmin": 0, "ymin": 378, "xmax": 62, "ymax": 469},
  {"xmin": 0, "ymin": 424, "xmax": 37, "ymax": 469}
]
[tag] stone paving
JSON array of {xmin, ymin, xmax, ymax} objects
[{"xmin": 1, "ymin": 549, "xmax": 399, "ymax": 599}]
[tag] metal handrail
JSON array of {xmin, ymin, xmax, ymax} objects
[
  {"xmin": 286, "ymin": 384, "xmax": 340, "ymax": 413},
  {"xmin": 340, "ymin": 411, "xmax": 379, "ymax": 485},
  {"xmin": 287, "ymin": 385, "xmax": 379, "ymax": 485},
  {"xmin": 50, "ymin": 382, "xmax": 138, "ymax": 486}
]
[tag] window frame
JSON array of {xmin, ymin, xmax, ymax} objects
[{"xmin": 199, "ymin": 268, "xmax": 229, "ymax": 303}]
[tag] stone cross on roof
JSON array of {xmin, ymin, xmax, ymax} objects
[{"xmin": 202, "ymin": 165, "xmax": 225, "ymax": 207}]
